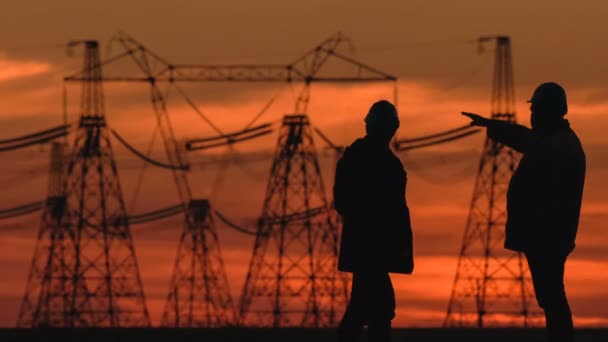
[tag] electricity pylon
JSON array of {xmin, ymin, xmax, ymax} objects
[
  {"xmin": 18, "ymin": 41, "xmax": 150, "ymax": 327},
  {"xmin": 237, "ymin": 114, "xmax": 346, "ymax": 327},
  {"xmin": 444, "ymin": 36, "xmax": 542, "ymax": 327}
]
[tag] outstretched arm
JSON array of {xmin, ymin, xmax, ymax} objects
[{"xmin": 462, "ymin": 112, "xmax": 532, "ymax": 153}]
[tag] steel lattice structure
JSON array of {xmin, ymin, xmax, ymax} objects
[
  {"xmin": 237, "ymin": 115, "xmax": 348, "ymax": 327},
  {"xmin": 52, "ymin": 32, "xmax": 395, "ymax": 327},
  {"xmin": 111, "ymin": 35, "xmax": 236, "ymax": 327},
  {"xmin": 161, "ymin": 199, "xmax": 233, "ymax": 327},
  {"xmin": 444, "ymin": 36, "xmax": 543, "ymax": 327},
  {"xmin": 101, "ymin": 32, "xmax": 394, "ymax": 327},
  {"xmin": 17, "ymin": 41, "xmax": 150, "ymax": 327}
]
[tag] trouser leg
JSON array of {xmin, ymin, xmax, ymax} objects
[
  {"xmin": 545, "ymin": 297, "xmax": 573, "ymax": 342},
  {"xmin": 338, "ymin": 307, "xmax": 364, "ymax": 342},
  {"xmin": 368, "ymin": 319, "xmax": 392, "ymax": 342},
  {"xmin": 338, "ymin": 273, "xmax": 365, "ymax": 342},
  {"xmin": 526, "ymin": 253, "xmax": 573, "ymax": 342},
  {"xmin": 367, "ymin": 273, "xmax": 395, "ymax": 342},
  {"xmin": 338, "ymin": 271, "xmax": 395, "ymax": 342}
]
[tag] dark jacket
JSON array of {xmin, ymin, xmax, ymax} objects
[
  {"xmin": 333, "ymin": 137, "xmax": 414, "ymax": 274},
  {"xmin": 487, "ymin": 119, "xmax": 586, "ymax": 255}
]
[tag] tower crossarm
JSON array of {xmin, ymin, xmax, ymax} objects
[
  {"xmin": 64, "ymin": 32, "xmax": 396, "ymax": 84},
  {"xmin": 65, "ymin": 65, "xmax": 395, "ymax": 83}
]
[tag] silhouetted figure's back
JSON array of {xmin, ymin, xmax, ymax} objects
[
  {"xmin": 335, "ymin": 138, "xmax": 413, "ymax": 273},
  {"xmin": 334, "ymin": 100, "xmax": 413, "ymax": 342},
  {"xmin": 463, "ymin": 82, "xmax": 586, "ymax": 342}
]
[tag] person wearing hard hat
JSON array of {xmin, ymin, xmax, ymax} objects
[
  {"xmin": 334, "ymin": 100, "xmax": 414, "ymax": 342},
  {"xmin": 463, "ymin": 82, "xmax": 586, "ymax": 342}
]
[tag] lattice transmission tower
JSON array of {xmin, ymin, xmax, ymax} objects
[
  {"xmin": 444, "ymin": 36, "xmax": 543, "ymax": 327},
  {"xmin": 227, "ymin": 33, "xmax": 396, "ymax": 328},
  {"xmin": 55, "ymin": 32, "xmax": 395, "ymax": 328},
  {"xmin": 17, "ymin": 41, "xmax": 150, "ymax": 327},
  {"xmin": 105, "ymin": 34, "xmax": 235, "ymax": 327},
  {"xmin": 160, "ymin": 198, "xmax": 234, "ymax": 327},
  {"xmin": 237, "ymin": 114, "xmax": 346, "ymax": 327}
]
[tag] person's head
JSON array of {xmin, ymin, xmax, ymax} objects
[
  {"xmin": 364, "ymin": 100, "xmax": 399, "ymax": 144},
  {"xmin": 528, "ymin": 82, "xmax": 568, "ymax": 130}
]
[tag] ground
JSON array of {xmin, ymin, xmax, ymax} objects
[{"xmin": 2, "ymin": 328, "xmax": 608, "ymax": 342}]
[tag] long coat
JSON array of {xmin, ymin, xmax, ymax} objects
[
  {"xmin": 487, "ymin": 119, "xmax": 586, "ymax": 255},
  {"xmin": 333, "ymin": 137, "xmax": 414, "ymax": 274}
]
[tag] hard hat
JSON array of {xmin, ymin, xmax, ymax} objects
[{"xmin": 527, "ymin": 82, "xmax": 568, "ymax": 116}]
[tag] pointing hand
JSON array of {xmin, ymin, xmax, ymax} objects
[{"xmin": 461, "ymin": 112, "xmax": 490, "ymax": 127}]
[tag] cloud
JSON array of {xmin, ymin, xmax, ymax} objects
[
  {"xmin": 2, "ymin": 68, "xmax": 608, "ymax": 327},
  {"xmin": 0, "ymin": 55, "xmax": 51, "ymax": 83}
]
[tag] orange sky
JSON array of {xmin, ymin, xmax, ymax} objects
[{"xmin": 1, "ymin": 0, "xmax": 608, "ymax": 328}]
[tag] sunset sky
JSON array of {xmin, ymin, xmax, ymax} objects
[{"xmin": 1, "ymin": 0, "xmax": 608, "ymax": 327}]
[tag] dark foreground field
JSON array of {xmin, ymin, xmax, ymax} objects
[{"xmin": 2, "ymin": 328, "xmax": 607, "ymax": 342}]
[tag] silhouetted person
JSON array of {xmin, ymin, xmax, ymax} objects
[
  {"xmin": 463, "ymin": 82, "xmax": 586, "ymax": 342},
  {"xmin": 334, "ymin": 100, "xmax": 414, "ymax": 342}
]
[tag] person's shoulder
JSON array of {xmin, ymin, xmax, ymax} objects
[
  {"xmin": 342, "ymin": 137, "xmax": 367, "ymax": 157},
  {"xmin": 563, "ymin": 124, "xmax": 586, "ymax": 163},
  {"xmin": 547, "ymin": 121, "xmax": 585, "ymax": 162},
  {"xmin": 384, "ymin": 147, "xmax": 406, "ymax": 176},
  {"xmin": 388, "ymin": 147, "xmax": 402, "ymax": 161},
  {"xmin": 554, "ymin": 121, "xmax": 583, "ymax": 149},
  {"xmin": 347, "ymin": 137, "xmax": 366, "ymax": 150}
]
